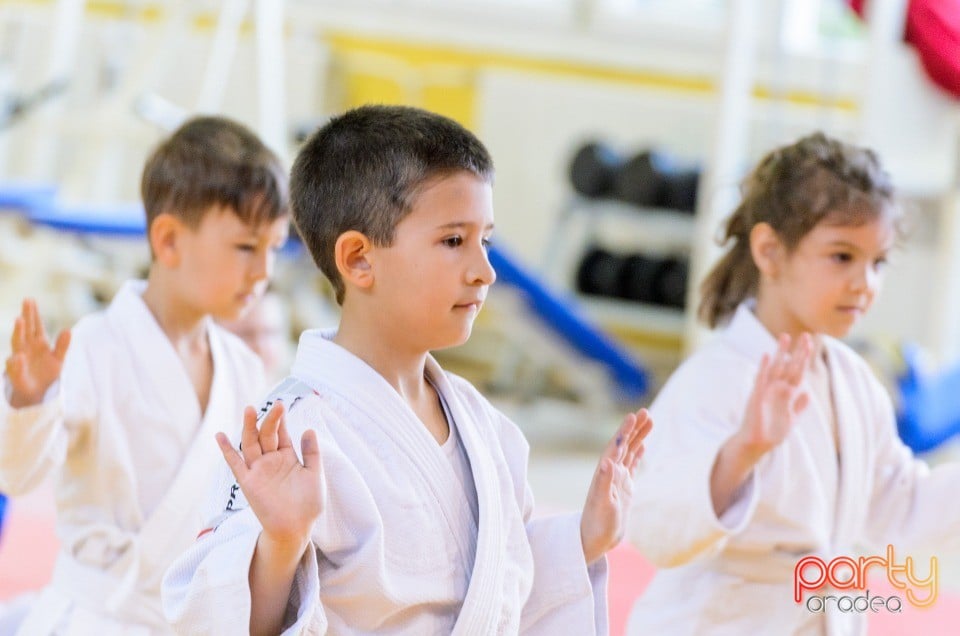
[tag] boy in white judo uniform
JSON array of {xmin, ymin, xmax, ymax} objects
[
  {"xmin": 0, "ymin": 116, "xmax": 289, "ymax": 635},
  {"xmin": 627, "ymin": 132, "xmax": 960, "ymax": 635},
  {"xmin": 162, "ymin": 104, "xmax": 652, "ymax": 635}
]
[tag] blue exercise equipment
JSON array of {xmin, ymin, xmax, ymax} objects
[
  {"xmin": 896, "ymin": 345, "xmax": 960, "ymax": 453},
  {"xmin": 487, "ymin": 243, "xmax": 648, "ymax": 401},
  {"xmin": 0, "ymin": 181, "xmax": 57, "ymax": 213},
  {"xmin": 20, "ymin": 194, "xmax": 304, "ymax": 258},
  {"xmin": 0, "ymin": 182, "xmax": 144, "ymax": 238},
  {"xmin": 28, "ymin": 198, "xmax": 146, "ymax": 237}
]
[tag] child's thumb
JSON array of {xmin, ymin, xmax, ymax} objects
[
  {"xmin": 301, "ymin": 429, "xmax": 323, "ymax": 473},
  {"xmin": 54, "ymin": 330, "xmax": 71, "ymax": 361},
  {"xmin": 6, "ymin": 353, "xmax": 24, "ymax": 382}
]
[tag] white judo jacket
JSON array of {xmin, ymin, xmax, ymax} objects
[
  {"xmin": 626, "ymin": 303, "xmax": 960, "ymax": 635},
  {"xmin": 163, "ymin": 329, "xmax": 608, "ymax": 635},
  {"xmin": 0, "ymin": 281, "xmax": 264, "ymax": 635}
]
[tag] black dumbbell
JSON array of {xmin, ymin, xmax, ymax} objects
[
  {"xmin": 618, "ymin": 253, "xmax": 664, "ymax": 304},
  {"xmin": 614, "ymin": 149, "xmax": 700, "ymax": 212},
  {"xmin": 612, "ymin": 151, "xmax": 663, "ymax": 208},
  {"xmin": 576, "ymin": 247, "xmax": 624, "ymax": 297},
  {"xmin": 662, "ymin": 170, "xmax": 699, "ymax": 213},
  {"xmin": 569, "ymin": 142, "xmax": 625, "ymax": 198},
  {"xmin": 655, "ymin": 257, "xmax": 689, "ymax": 308}
]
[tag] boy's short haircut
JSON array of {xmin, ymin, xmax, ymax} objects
[
  {"xmin": 290, "ymin": 104, "xmax": 494, "ymax": 304},
  {"xmin": 141, "ymin": 116, "xmax": 289, "ymax": 230}
]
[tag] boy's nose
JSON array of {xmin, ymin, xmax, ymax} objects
[
  {"xmin": 470, "ymin": 249, "xmax": 496, "ymax": 286},
  {"xmin": 251, "ymin": 250, "xmax": 274, "ymax": 282}
]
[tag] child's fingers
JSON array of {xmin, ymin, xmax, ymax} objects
[
  {"xmin": 627, "ymin": 441, "xmax": 646, "ymax": 473},
  {"xmin": 34, "ymin": 307, "xmax": 49, "ymax": 343},
  {"xmin": 258, "ymin": 401, "xmax": 285, "ymax": 454},
  {"xmin": 11, "ymin": 316, "xmax": 25, "ymax": 353},
  {"xmin": 783, "ymin": 348, "xmax": 804, "ymax": 386},
  {"xmin": 277, "ymin": 414, "xmax": 293, "ymax": 450},
  {"xmin": 754, "ymin": 354, "xmax": 771, "ymax": 389},
  {"xmin": 300, "ymin": 429, "xmax": 323, "ymax": 474},
  {"xmin": 746, "ymin": 354, "xmax": 771, "ymax": 415},
  {"xmin": 778, "ymin": 332, "xmax": 792, "ymax": 353},
  {"xmin": 633, "ymin": 409, "xmax": 653, "ymax": 441},
  {"xmin": 24, "ymin": 299, "xmax": 39, "ymax": 342},
  {"xmin": 592, "ymin": 457, "xmax": 615, "ymax": 495},
  {"xmin": 19, "ymin": 299, "xmax": 30, "ymax": 331},
  {"xmin": 785, "ymin": 333, "xmax": 812, "ymax": 384},
  {"xmin": 791, "ymin": 331, "xmax": 810, "ymax": 357},
  {"xmin": 609, "ymin": 412, "xmax": 637, "ymax": 463},
  {"xmin": 769, "ymin": 336, "xmax": 791, "ymax": 380},
  {"xmin": 53, "ymin": 330, "xmax": 71, "ymax": 362},
  {"xmin": 19, "ymin": 300, "xmax": 31, "ymax": 342},
  {"xmin": 624, "ymin": 433, "xmax": 644, "ymax": 470},
  {"xmin": 240, "ymin": 406, "xmax": 263, "ymax": 464},
  {"xmin": 216, "ymin": 432, "xmax": 248, "ymax": 482},
  {"xmin": 5, "ymin": 353, "xmax": 24, "ymax": 384},
  {"xmin": 619, "ymin": 410, "xmax": 651, "ymax": 466},
  {"xmin": 625, "ymin": 418, "xmax": 651, "ymax": 470}
]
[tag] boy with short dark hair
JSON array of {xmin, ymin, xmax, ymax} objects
[
  {"xmin": 0, "ymin": 116, "xmax": 289, "ymax": 634},
  {"xmin": 164, "ymin": 105, "xmax": 651, "ymax": 635}
]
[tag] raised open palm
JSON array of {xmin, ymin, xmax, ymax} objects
[
  {"xmin": 738, "ymin": 333, "xmax": 813, "ymax": 459},
  {"xmin": 580, "ymin": 408, "xmax": 653, "ymax": 564},
  {"xmin": 216, "ymin": 402, "xmax": 324, "ymax": 545},
  {"xmin": 6, "ymin": 299, "xmax": 71, "ymax": 408}
]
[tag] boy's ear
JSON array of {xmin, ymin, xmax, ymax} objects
[
  {"xmin": 334, "ymin": 231, "xmax": 375, "ymax": 292},
  {"xmin": 149, "ymin": 213, "xmax": 185, "ymax": 267},
  {"xmin": 749, "ymin": 222, "xmax": 785, "ymax": 278}
]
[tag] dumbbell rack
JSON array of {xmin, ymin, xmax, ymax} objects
[{"xmin": 540, "ymin": 195, "xmax": 693, "ymax": 345}]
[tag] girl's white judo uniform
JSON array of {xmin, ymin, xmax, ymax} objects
[
  {"xmin": 162, "ymin": 329, "xmax": 608, "ymax": 635},
  {"xmin": 626, "ymin": 303, "xmax": 960, "ymax": 635},
  {"xmin": 0, "ymin": 281, "xmax": 264, "ymax": 635}
]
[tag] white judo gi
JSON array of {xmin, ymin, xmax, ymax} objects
[
  {"xmin": 162, "ymin": 329, "xmax": 608, "ymax": 635},
  {"xmin": 626, "ymin": 302, "xmax": 960, "ymax": 635},
  {"xmin": 0, "ymin": 281, "xmax": 265, "ymax": 635}
]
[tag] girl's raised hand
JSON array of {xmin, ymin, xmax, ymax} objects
[
  {"xmin": 580, "ymin": 408, "xmax": 653, "ymax": 565},
  {"xmin": 5, "ymin": 299, "xmax": 71, "ymax": 408},
  {"xmin": 734, "ymin": 333, "xmax": 813, "ymax": 462},
  {"xmin": 216, "ymin": 402, "xmax": 324, "ymax": 547}
]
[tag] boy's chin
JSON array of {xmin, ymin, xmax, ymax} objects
[
  {"xmin": 430, "ymin": 329, "xmax": 473, "ymax": 352},
  {"xmin": 212, "ymin": 303, "xmax": 250, "ymax": 323}
]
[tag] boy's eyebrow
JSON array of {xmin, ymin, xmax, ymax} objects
[{"xmin": 436, "ymin": 221, "xmax": 495, "ymax": 231}]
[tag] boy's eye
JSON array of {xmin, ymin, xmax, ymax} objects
[
  {"xmin": 874, "ymin": 256, "xmax": 888, "ymax": 269},
  {"xmin": 442, "ymin": 236, "xmax": 463, "ymax": 248},
  {"xmin": 236, "ymin": 244, "xmax": 257, "ymax": 252},
  {"xmin": 481, "ymin": 237, "xmax": 492, "ymax": 250},
  {"xmin": 831, "ymin": 252, "xmax": 852, "ymax": 263}
]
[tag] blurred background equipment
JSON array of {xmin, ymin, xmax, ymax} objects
[
  {"xmin": 575, "ymin": 246, "xmax": 689, "ymax": 309},
  {"xmin": 568, "ymin": 142, "xmax": 625, "ymax": 199},
  {"xmin": 569, "ymin": 141, "xmax": 701, "ymax": 213}
]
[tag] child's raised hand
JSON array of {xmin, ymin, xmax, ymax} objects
[
  {"xmin": 580, "ymin": 408, "xmax": 652, "ymax": 565},
  {"xmin": 5, "ymin": 299, "xmax": 71, "ymax": 409},
  {"xmin": 733, "ymin": 333, "xmax": 813, "ymax": 462},
  {"xmin": 216, "ymin": 402, "xmax": 324, "ymax": 548}
]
